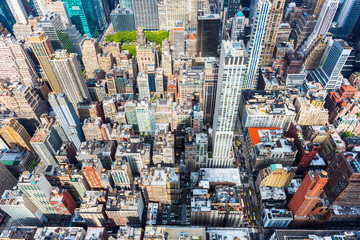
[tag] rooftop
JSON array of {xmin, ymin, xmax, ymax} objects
[
  {"xmin": 207, "ymin": 228, "xmax": 251, "ymax": 240},
  {"xmin": 260, "ymin": 187, "xmax": 287, "ymax": 200},
  {"xmin": 34, "ymin": 227, "xmax": 85, "ymax": 240},
  {"xmin": 265, "ymin": 208, "xmax": 293, "ymax": 220},
  {"xmin": 199, "ymin": 168, "xmax": 241, "ymax": 186}
]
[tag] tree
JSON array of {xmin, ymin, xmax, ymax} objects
[
  {"xmin": 342, "ymin": 131, "xmax": 355, "ymax": 138},
  {"xmin": 122, "ymin": 45, "xmax": 136, "ymax": 57}
]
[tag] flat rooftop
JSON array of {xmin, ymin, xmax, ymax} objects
[{"xmin": 199, "ymin": 168, "xmax": 241, "ymax": 186}]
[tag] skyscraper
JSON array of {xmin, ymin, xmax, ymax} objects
[
  {"xmin": 132, "ymin": 0, "xmax": 159, "ymax": 31},
  {"xmin": 0, "ymin": 33, "xmax": 39, "ymax": 86},
  {"xmin": 63, "ymin": 0, "xmax": 99, "ymax": 37},
  {"xmin": 196, "ymin": 14, "xmax": 221, "ymax": 57},
  {"xmin": 82, "ymin": 38, "xmax": 100, "ymax": 78},
  {"xmin": 157, "ymin": 0, "xmax": 188, "ymax": 31},
  {"xmin": 243, "ymin": 0, "xmax": 271, "ymax": 90},
  {"xmin": 111, "ymin": 7, "xmax": 136, "ymax": 32},
  {"xmin": 0, "ymin": 0, "xmax": 16, "ymax": 33},
  {"xmin": 50, "ymin": 50, "xmax": 90, "ymax": 107},
  {"xmin": 29, "ymin": 31, "xmax": 62, "ymax": 92},
  {"xmin": 335, "ymin": 0, "xmax": 360, "ymax": 37},
  {"xmin": 231, "ymin": 11, "xmax": 246, "ymax": 41},
  {"xmin": 0, "ymin": 118, "xmax": 33, "ymax": 151},
  {"xmin": 0, "ymin": 189, "xmax": 47, "ymax": 226},
  {"xmin": 301, "ymin": 0, "xmax": 339, "ymax": 51},
  {"xmin": 0, "ymin": 162, "xmax": 17, "ymax": 196},
  {"xmin": 324, "ymin": 152, "xmax": 360, "ymax": 205},
  {"xmin": 227, "ymin": 0, "xmax": 241, "ymax": 19},
  {"xmin": 17, "ymin": 172, "xmax": 59, "ymax": 219},
  {"xmin": 211, "ymin": 41, "xmax": 246, "ymax": 167},
  {"xmin": 5, "ymin": 0, "xmax": 28, "ymax": 24},
  {"xmin": 309, "ymin": 39, "xmax": 352, "ymax": 90},
  {"xmin": 288, "ymin": 171, "xmax": 328, "ymax": 223},
  {"xmin": 30, "ymin": 118, "xmax": 65, "ymax": 166},
  {"xmin": 48, "ymin": 93, "xmax": 85, "ymax": 149},
  {"xmin": 261, "ymin": 0, "xmax": 285, "ymax": 66},
  {"xmin": 38, "ymin": 12, "xmax": 74, "ymax": 52}
]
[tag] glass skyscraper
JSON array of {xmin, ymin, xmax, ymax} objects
[
  {"xmin": 244, "ymin": 0, "xmax": 270, "ymax": 90},
  {"xmin": 63, "ymin": 0, "xmax": 100, "ymax": 38},
  {"xmin": 0, "ymin": 0, "xmax": 16, "ymax": 33},
  {"xmin": 132, "ymin": 0, "xmax": 159, "ymax": 31}
]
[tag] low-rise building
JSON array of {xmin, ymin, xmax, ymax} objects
[
  {"xmin": 116, "ymin": 140, "xmax": 151, "ymax": 175},
  {"xmin": 0, "ymin": 149, "xmax": 35, "ymax": 175},
  {"xmin": 247, "ymin": 128, "xmax": 298, "ymax": 171},
  {"xmin": 111, "ymin": 160, "xmax": 133, "ymax": 190},
  {"xmin": 79, "ymin": 191, "xmax": 107, "ymax": 227},
  {"xmin": 263, "ymin": 208, "xmax": 293, "ymax": 228},
  {"xmin": 256, "ymin": 164, "xmax": 296, "ymax": 189},
  {"xmin": 138, "ymin": 167, "xmax": 180, "ymax": 203},
  {"xmin": 34, "ymin": 227, "xmax": 86, "ymax": 240},
  {"xmin": 106, "ymin": 190, "xmax": 144, "ymax": 226},
  {"xmin": 190, "ymin": 185, "xmax": 243, "ymax": 227},
  {"xmin": 77, "ymin": 140, "xmax": 116, "ymax": 170}
]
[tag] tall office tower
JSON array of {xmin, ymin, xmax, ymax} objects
[
  {"xmin": 170, "ymin": 22, "xmax": 185, "ymax": 57},
  {"xmin": 48, "ymin": 93, "xmax": 85, "ymax": 149},
  {"xmin": 157, "ymin": 0, "xmax": 188, "ymax": 31},
  {"xmin": 261, "ymin": 0, "xmax": 285, "ymax": 66},
  {"xmin": 136, "ymin": 27, "xmax": 146, "ymax": 46},
  {"xmin": 161, "ymin": 40, "xmax": 172, "ymax": 76},
  {"xmin": 335, "ymin": 0, "xmax": 360, "ymax": 37},
  {"xmin": 301, "ymin": 0, "xmax": 339, "ymax": 52},
  {"xmin": 0, "ymin": 163, "xmax": 17, "ymax": 196},
  {"xmin": 132, "ymin": 0, "xmax": 159, "ymax": 31},
  {"xmin": 189, "ymin": 0, "xmax": 210, "ymax": 32},
  {"xmin": 66, "ymin": 25, "xmax": 84, "ymax": 58},
  {"xmin": 111, "ymin": 7, "xmax": 136, "ymax": 32},
  {"xmin": 45, "ymin": 0, "xmax": 72, "ymax": 26},
  {"xmin": 137, "ymin": 45, "xmax": 156, "ymax": 72},
  {"xmin": 309, "ymin": 39, "xmax": 352, "ymax": 90},
  {"xmin": 324, "ymin": 152, "xmax": 360, "ymax": 205},
  {"xmin": 199, "ymin": 58, "xmax": 219, "ymax": 126},
  {"xmin": 231, "ymin": 11, "xmax": 246, "ymax": 41},
  {"xmin": 50, "ymin": 50, "xmax": 90, "ymax": 107},
  {"xmin": 0, "ymin": 84, "xmax": 47, "ymax": 120},
  {"xmin": 243, "ymin": 0, "xmax": 271, "ymax": 90},
  {"xmin": 30, "ymin": 118, "xmax": 65, "ymax": 166},
  {"xmin": 91, "ymin": 0, "xmax": 107, "ymax": 32},
  {"xmin": 291, "ymin": 13, "xmax": 316, "ymax": 50},
  {"xmin": 32, "ymin": 0, "xmax": 47, "ymax": 16},
  {"xmin": 120, "ymin": 0, "xmax": 133, "ymax": 8},
  {"xmin": 227, "ymin": 0, "xmax": 241, "ymax": 19},
  {"xmin": 38, "ymin": 12, "xmax": 74, "ymax": 52},
  {"xmin": 29, "ymin": 32, "xmax": 61, "ymax": 92},
  {"xmin": 136, "ymin": 101, "xmax": 156, "ymax": 135},
  {"xmin": 137, "ymin": 72, "xmax": 151, "ymax": 102},
  {"xmin": 0, "ymin": 34, "xmax": 39, "ymax": 87},
  {"xmin": 304, "ymin": 0, "xmax": 326, "ymax": 19},
  {"xmin": 0, "ymin": 118, "xmax": 33, "ymax": 151},
  {"xmin": 82, "ymin": 39, "xmax": 100, "ymax": 78},
  {"xmin": 211, "ymin": 41, "xmax": 246, "ymax": 168},
  {"xmin": 0, "ymin": 189, "xmax": 47, "ymax": 226},
  {"xmin": 196, "ymin": 14, "xmax": 221, "ymax": 57},
  {"xmin": 6, "ymin": 0, "xmax": 28, "ymax": 24},
  {"xmin": 288, "ymin": 171, "xmax": 328, "ymax": 223},
  {"xmin": 63, "ymin": 0, "xmax": 99, "ymax": 37},
  {"xmin": 17, "ymin": 172, "xmax": 59, "ymax": 219},
  {"xmin": 0, "ymin": 2, "xmax": 16, "ymax": 33}
]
